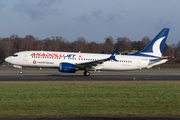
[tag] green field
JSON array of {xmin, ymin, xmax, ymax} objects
[{"xmin": 0, "ymin": 81, "xmax": 180, "ymax": 116}]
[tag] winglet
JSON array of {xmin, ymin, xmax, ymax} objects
[
  {"xmin": 109, "ymin": 48, "xmax": 119, "ymax": 61},
  {"xmin": 102, "ymin": 50, "xmax": 105, "ymax": 54}
]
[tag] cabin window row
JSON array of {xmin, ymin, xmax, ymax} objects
[
  {"xmin": 31, "ymin": 56, "xmax": 132, "ymax": 63},
  {"xmin": 118, "ymin": 60, "xmax": 132, "ymax": 63},
  {"xmin": 32, "ymin": 56, "xmax": 63, "ymax": 59},
  {"xmin": 78, "ymin": 58, "xmax": 98, "ymax": 61},
  {"xmin": 31, "ymin": 56, "xmax": 98, "ymax": 61}
]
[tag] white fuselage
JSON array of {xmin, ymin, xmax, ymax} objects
[{"xmin": 5, "ymin": 51, "xmax": 167, "ymax": 71}]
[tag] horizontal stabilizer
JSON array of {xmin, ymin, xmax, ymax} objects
[{"xmin": 150, "ymin": 57, "xmax": 172, "ymax": 62}]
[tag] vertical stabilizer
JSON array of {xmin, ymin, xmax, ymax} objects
[{"xmin": 129, "ymin": 28, "xmax": 169, "ymax": 58}]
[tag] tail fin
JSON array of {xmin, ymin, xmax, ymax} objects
[{"xmin": 129, "ymin": 28, "xmax": 169, "ymax": 58}]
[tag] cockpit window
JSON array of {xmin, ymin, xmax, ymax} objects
[{"xmin": 12, "ymin": 54, "xmax": 18, "ymax": 57}]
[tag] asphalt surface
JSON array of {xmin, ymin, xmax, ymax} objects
[{"xmin": 0, "ymin": 72, "xmax": 180, "ymax": 81}]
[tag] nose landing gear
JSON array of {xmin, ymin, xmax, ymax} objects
[{"xmin": 20, "ymin": 67, "xmax": 23, "ymax": 74}]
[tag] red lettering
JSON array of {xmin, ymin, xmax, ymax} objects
[
  {"xmin": 46, "ymin": 53, "xmax": 52, "ymax": 57},
  {"xmin": 31, "ymin": 53, "xmax": 67, "ymax": 57},
  {"xmin": 59, "ymin": 54, "xmax": 65, "ymax": 57},
  {"xmin": 51, "ymin": 54, "xmax": 58, "ymax": 57},
  {"xmin": 41, "ymin": 53, "xmax": 45, "ymax": 57},
  {"xmin": 36, "ymin": 53, "xmax": 41, "ymax": 56},
  {"xmin": 30, "ymin": 53, "xmax": 35, "ymax": 56}
]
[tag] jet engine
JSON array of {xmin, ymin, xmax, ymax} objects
[{"xmin": 59, "ymin": 62, "xmax": 77, "ymax": 73}]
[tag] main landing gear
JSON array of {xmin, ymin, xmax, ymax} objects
[{"xmin": 83, "ymin": 71, "xmax": 90, "ymax": 76}]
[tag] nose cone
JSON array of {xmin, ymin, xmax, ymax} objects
[{"xmin": 5, "ymin": 56, "xmax": 11, "ymax": 63}]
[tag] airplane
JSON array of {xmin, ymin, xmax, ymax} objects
[{"xmin": 5, "ymin": 28, "xmax": 170, "ymax": 76}]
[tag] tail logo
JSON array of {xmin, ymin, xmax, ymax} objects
[
  {"xmin": 142, "ymin": 36, "xmax": 166, "ymax": 57},
  {"xmin": 128, "ymin": 28, "xmax": 169, "ymax": 58},
  {"xmin": 152, "ymin": 36, "xmax": 165, "ymax": 57}
]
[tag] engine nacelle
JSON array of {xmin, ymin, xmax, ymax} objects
[{"xmin": 59, "ymin": 62, "xmax": 77, "ymax": 73}]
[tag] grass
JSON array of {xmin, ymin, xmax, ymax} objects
[{"xmin": 0, "ymin": 81, "xmax": 180, "ymax": 116}]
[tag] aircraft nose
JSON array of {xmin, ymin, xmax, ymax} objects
[{"xmin": 5, "ymin": 57, "xmax": 11, "ymax": 63}]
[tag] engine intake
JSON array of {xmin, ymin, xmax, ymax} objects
[{"xmin": 59, "ymin": 62, "xmax": 77, "ymax": 73}]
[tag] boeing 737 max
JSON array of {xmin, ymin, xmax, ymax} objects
[{"xmin": 5, "ymin": 28, "xmax": 170, "ymax": 76}]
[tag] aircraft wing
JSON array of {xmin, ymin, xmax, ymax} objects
[
  {"xmin": 76, "ymin": 58, "xmax": 110, "ymax": 68},
  {"xmin": 76, "ymin": 48, "xmax": 119, "ymax": 69}
]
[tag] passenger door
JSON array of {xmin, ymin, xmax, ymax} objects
[{"xmin": 23, "ymin": 53, "xmax": 28, "ymax": 61}]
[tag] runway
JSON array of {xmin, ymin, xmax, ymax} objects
[{"xmin": 0, "ymin": 72, "xmax": 180, "ymax": 81}]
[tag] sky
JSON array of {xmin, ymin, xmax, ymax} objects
[{"xmin": 0, "ymin": 0, "xmax": 179, "ymax": 45}]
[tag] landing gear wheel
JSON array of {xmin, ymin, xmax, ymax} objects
[
  {"xmin": 20, "ymin": 68, "xmax": 23, "ymax": 74},
  {"xmin": 84, "ymin": 71, "xmax": 90, "ymax": 76}
]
